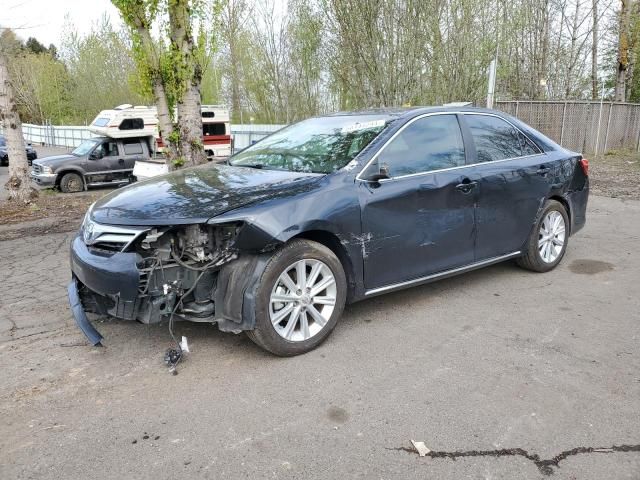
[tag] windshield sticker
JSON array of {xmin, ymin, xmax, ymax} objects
[{"xmin": 341, "ymin": 119, "xmax": 386, "ymax": 133}]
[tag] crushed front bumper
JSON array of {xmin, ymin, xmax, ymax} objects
[
  {"xmin": 68, "ymin": 233, "xmax": 142, "ymax": 344},
  {"xmin": 68, "ymin": 279, "xmax": 103, "ymax": 346}
]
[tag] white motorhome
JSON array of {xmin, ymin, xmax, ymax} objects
[
  {"xmin": 200, "ymin": 105, "xmax": 232, "ymax": 158},
  {"xmin": 89, "ymin": 104, "xmax": 159, "ymax": 139},
  {"xmin": 89, "ymin": 104, "xmax": 232, "ymax": 158}
]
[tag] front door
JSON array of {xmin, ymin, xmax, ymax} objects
[
  {"xmin": 85, "ymin": 139, "xmax": 120, "ymax": 183},
  {"xmin": 359, "ymin": 114, "xmax": 477, "ymax": 290}
]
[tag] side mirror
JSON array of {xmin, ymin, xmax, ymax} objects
[
  {"xmin": 89, "ymin": 149, "xmax": 103, "ymax": 160},
  {"xmin": 367, "ymin": 163, "xmax": 390, "ymax": 182}
]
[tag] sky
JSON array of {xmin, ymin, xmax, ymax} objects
[{"xmin": 1, "ymin": 0, "xmax": 123, "ymax": 47}]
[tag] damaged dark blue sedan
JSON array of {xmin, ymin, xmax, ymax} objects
[{"xmin": 69, "ymin": 107, "xmax": 589, "ymax": 355}]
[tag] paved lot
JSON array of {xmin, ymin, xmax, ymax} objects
[{"xmin": 0, "ymin": 195, "xmax": 638, "ymax": 479}]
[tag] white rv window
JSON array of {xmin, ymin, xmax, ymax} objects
[
  {"xmin": 202, "ymin": 111, "xmax": 215, "ymax": 118},
  {"xmin": 119, "ymin": 118, "xmax": 144, "ymax": 130},
  {"xmin": 93, "ymin": 117, "xmax": 110, "ymax": 127},
  {"xmin": 203, "ymin": 123, "xmax": 226, "ymax": 136}
]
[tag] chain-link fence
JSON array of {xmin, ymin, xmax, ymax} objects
[{"xmin": 495, "ymin": 100, "xmax": 640, "ymax": 155}]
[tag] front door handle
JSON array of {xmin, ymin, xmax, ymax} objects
[
  {"xmin": 536, "ymin": 165, "xmax": 550, "ymax": 176},
  {"xmin": 118, "ymin": 158, "xmax": 125, "ymax": 165},
  {"xmin": 455, "ymin": 180, "xmax": 478, "ymax": 194}
]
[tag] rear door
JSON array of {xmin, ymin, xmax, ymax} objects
[
  {"xmin": 461, "ymin": 113, "xmax": 551, "ymax": 259},
  {"xmin": 121, "ymin": 138, "xmax": 145, "ymax": 173},
  {"xmin": 359, "ymin": 113, "xmax": 477, "ymax": 290}
]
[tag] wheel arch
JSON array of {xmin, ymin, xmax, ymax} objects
[
  {"xmin": 548, "ymin": 194, "xmax": 571, "ymax": 235},
  {"xmin": 55, "ymin": 169, "xmax": 86, "ymax": 189},
  {"xmin": 293, "ymin": 229, "xmax": 357, "ymax": 303}
]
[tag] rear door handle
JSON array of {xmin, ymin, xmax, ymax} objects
[
  {"xmin": 536, "ymin": 165, "xmax": 550, "ymax": 176},
  {"xmin": 118, "ymin": 158, "xmax": 125, "ymax": 164},
  {"xmin": 455, "ymin": 180, "xmax": 477, "ymax": 194}
]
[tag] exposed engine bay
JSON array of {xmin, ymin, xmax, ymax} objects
[
  {"xmin": 77, "ymin": 222, "xmax": 252, "ymax": 329},
  {"xmin": 135, "ymin": 224, "xmax": 240, "ymax": 323}
]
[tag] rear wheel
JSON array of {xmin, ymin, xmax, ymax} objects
[
  {"xmin": 247, "ymin": 239, "xmax": 347, "ymax": 356},
  {"xmin": 59, "ymin": 172, "xmax": 83, "ymax": 193},
  {"xmin": 517, "ymin": 199, "xmax": 569, "ymax": 272}
]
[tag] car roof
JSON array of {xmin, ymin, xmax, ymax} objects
[{"xmin": 327, "ymin": 106, "xmax": 507, "ymax": 120}]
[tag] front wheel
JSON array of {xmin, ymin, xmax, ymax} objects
[
  {"xmin": 247, "ymin": 239, "xmax": 347, "ymax": 356},
  {"xmin": 517, "ymin": 199, "xmax": 569, "ymax": 272},
  {"xmin": 59, "ymin": 172, "xmax": 83, "ymax": 193}
]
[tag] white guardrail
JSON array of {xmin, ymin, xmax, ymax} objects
[{"xmin": 7, "ymin": 122, "xmax": 286, "ymax": 153}]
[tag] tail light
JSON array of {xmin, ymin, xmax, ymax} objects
[{"xmin": 579, "ymin": 158, "xmax": 589, "ymax": 176}]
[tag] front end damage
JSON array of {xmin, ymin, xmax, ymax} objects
[{"xmin": 69, "ymin": 219, "xmax": 273, "ymax": 344}]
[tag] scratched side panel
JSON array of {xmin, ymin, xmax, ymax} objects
[{"xmin": 358, "ymin": 171, "xmax": 476, "ymax": 290}]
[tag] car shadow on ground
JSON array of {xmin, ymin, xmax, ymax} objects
[{"xmin": 88, "ymin": 260, "xmax": 523, "ymax": 361}]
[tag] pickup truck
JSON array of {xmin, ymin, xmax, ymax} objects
[{"xmin": 30, "ymin": 136, "xmax": 152, "ymax": 193}]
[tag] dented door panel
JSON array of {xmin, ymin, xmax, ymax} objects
[{"xmin": 359, "ymin": 169, "xmax": 476, "ymax": 290}]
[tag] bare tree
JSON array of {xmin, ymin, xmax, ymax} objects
[
  {"xmin": 0, "ymin": 43, "xmax": 36, "ymax": 202},
  {"xmin": 615, "ymin": 0, "xmax": 633, "ymax": 101},
  {"xmin": 592, "ymin": 0, "xmax": 599, "ymax": 98},
  {"xmin": 220, "ymin": 0, "xmax": 251, "ymax": 122}
]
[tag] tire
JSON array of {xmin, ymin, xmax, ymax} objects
[
  {"xmin": 59, "ymin": 172, "xmax": 83, "ymax": 193},
  {"xmin": 246, "ymin": 239, "xmax": 347, "ymax": 356},
  {"xmin": 517, "ymin": 199, "xmax": 569, "ymax": 272}
]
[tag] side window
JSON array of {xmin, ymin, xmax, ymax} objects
[
  {"xmin": 97, "ymin": 141, "xmax": 118, "ymax": 157},
  {"xmin": 465, "ymin": 115, "xmax": 525, "ymax": 163},
  {"xmin": 203, "ymin": 123, "xmax": 226, "ymax": 136},
  {"xmin": 119, "ymin": 118, "xmax": 144, "ymax": 130},
  {"xmin": 378, "ymin": 115, "xmax": 465, "ymax": 177},
  {"xmin": 519, "ymin": 132, "xmax": 541, "ymax": 156},
  {"xmin": 123, "ymin": 139, "xmax": 143, "ymax": 155}
]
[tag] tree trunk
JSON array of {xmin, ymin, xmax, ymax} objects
[
  {"xmin": 615, "ymin": 0, "xmax": 633, "ymax": 102},
  {"xmin": 151, "ymin": 78, "xmax": 179, "ymax": 166},
  {"xmin": 133, "ymin": 24, "xmax": 178, "ymax": 165},
  {"xmin": 168, "ymin": 0, "xmax": 206, "ymax": 167},
  {"xmin": 592, "ymin": 0, "xmax": 599, "ymax": 99},
  {"xmin": 0, "ymin": 47, "xmax": 36, "ymax": 203}
]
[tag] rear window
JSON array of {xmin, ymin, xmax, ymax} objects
[
  {"xmin": 465, "ymin": 114, "xmax": 529, "ymax": 162},
  {"xmin": 123, "ymin": 139, "xmax": 143, "ymax": 155}
]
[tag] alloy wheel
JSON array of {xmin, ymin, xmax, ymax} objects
[
  {"xmin": 269, "ymin": 259, "xmax": 337, "ymax": 342},
  {"xmin": 538, "ymin": 210, "xmax": 566, "ymax": 263}
]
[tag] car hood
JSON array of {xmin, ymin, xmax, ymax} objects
[
  {"xmin": 35, "ymin": 154, "xmax": 77, "ymax": 168},
  {"xmin": 91, "ymin": 164, "xmax": 324, "ymax": 226}
]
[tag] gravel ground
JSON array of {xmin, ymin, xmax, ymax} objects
[
  {"xmin": 589, "ymin": 151, "xmax": 640, "ymax": 199},
  {"xmin": 0, "ymin": 195, "xmax": 638, "ymax": 479}
]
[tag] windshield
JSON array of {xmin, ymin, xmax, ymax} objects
[
  {"xmin": 72, "ymin": 139, "xmax": 100, "ymax": 156},
  {"xmin": 229, "ymin": 115, "xmax": 388, "ymax": 173}
]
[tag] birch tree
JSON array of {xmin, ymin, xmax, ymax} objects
[{"xmin": 112, "ymin": 0, "xmax": 178, "ymax": 163}]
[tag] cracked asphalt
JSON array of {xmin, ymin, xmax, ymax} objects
[{"xmin": 0, "ymin": 195, "xmax": 639, "ymax": 479}]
